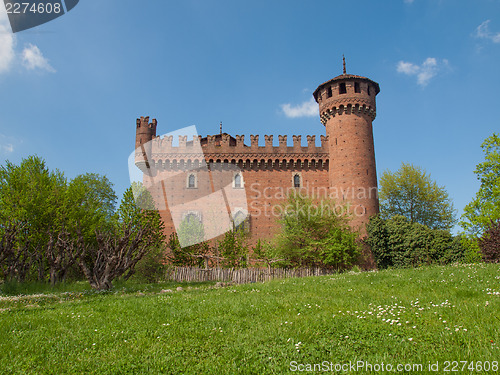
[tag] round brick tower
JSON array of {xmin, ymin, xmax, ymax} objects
[{"xmin": 313, "ymin": 60, "xmax": 380, "ymax": 232}]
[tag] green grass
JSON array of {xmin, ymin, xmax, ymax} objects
[{"xmin": 0, "ymin": 264, "xmax": 499, "ymax": 374}]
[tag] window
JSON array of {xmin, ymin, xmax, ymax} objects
[
  {"xmin": 293, "ymin": 174, "xmax": 301, "ymax": 188},
  {"xmin": 234, "ymin": 173, "xmax": 242, "ymax": 188},
  {"xmin": 339, "ymin": 83, "xmax": 347, "ymax": 94},
  {"xmin": 187, "ymin": 173, "xmax": 197, "ymax": 188},
  {"xmin": 367, "ymin": 85, "xmax": 371, "ymax": 96},
  {"xmin": 354, "ymin": 82, "xmax": 360, "ymax": 93},
  {"xmin": 327, "ymin": 86, "xmax": 333, "ymax": 98}
]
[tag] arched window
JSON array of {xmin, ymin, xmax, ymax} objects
[
  {"xmin": 187, "ymin": 173, "xmax": 196, "ymax": 188},
  {"xmin": 234, "ymin": 173, "xmax": 242, "ymax": 188},
  {"xmin": 294, "ymin": 174, "xmax": 301, "ymax": 188}
]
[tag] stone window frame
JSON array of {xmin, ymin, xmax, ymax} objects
[
  {"xmin": 292, "ymin": 172, "xmax": 302, "ymax": 188},
  {"xmin": 186, "ymin": 172, "xmax": 198, "ymax": 189},
  {"xmin": 232, "ymin": 172, "xmax": 244, "ymax": 189}
]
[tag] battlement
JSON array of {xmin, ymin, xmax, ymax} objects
[
  {"xmin": 134, "ymin": 117, "xmax": 330, "ymax": 172},
  {"xmin": 145, "ymin": 133, "xmax": 329, "ymax": 156}
]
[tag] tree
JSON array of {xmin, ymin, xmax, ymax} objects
[
  {"xmin": 218, "ymin": 229, "xmax": 248, "ymax": 268},
  {"xmin": 168, "ymin": 215, "xmax": 209, "ymax": 267},
  {"xmin": 379, "ymin": 163, "xmax": 456, "ymax": 230},
  {"xmin": 0, "ymin": 156, "xmax": 66, "ymax": 281},
  {"xmin": 461, "ymin": 134, "xmax": 500, "ymax": 236},
  {"xmin": 78, "ymin": 184, "xmax": 165, "ymax": 290},
  {"xmin": 274, "ymin": 193, "xmax": 360, "ymax": 269},
  {"xmin": 0, "ymin": 156, "xmax": 119, "ymax": 283}
]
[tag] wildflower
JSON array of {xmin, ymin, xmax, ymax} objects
[{"xmin": 408, "ymin": 338, "xmax": 413, "ymax": 341}]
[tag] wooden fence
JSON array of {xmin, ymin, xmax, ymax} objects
[{"xmin": 164, "ymin": 267, "xmax": 337, "ymax": 284}]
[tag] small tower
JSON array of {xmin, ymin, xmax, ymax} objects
[
  {"xmin": 313, "ymin": 60, "xmax": 380, "ymax": 232},
  {"xmin": 135, "ymin": 116, "xmax": 157, "ymax": 150},
  {"xmin": 135, "ymin": 116, "xmax": 157, "ymax": 172}
]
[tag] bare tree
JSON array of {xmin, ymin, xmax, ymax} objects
[
  {"xmin": 78, "ymin": 225, "xmax": 155, "ymax": 290},
  {"xmin": 0, "ymin": 224, "xmax": 32, "ymax": 282},
  {"xmin": 46, "ymin": 229, "xmax": 82, "ymax": 285}
]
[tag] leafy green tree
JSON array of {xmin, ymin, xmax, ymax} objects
[
  {"xmin": 0, "ymin": 156, "xmax": 66, "ymax": 281},
  {"xmin": 461, "ymin": 134, "xmax": 500, "ymax": 236},
  {"xmin": 274, "ymin": 193, "xmax": 360, "ymax": 269},
  {"xmin": 379, "ymin": 163, "xmax": 456, "ymax": 230}
]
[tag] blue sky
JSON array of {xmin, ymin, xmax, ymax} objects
[{"xmin": 1, "ymin": 0, "xmax": 499, "ymax": 231}]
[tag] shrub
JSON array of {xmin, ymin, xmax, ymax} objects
[
  {"xmin": 133, "ymin": 246, "xmax": 168, "ymax": 283},
  {"xmin": 479, "ymin": 220, "xmax": 500, "ymax": 263},
  {"xmin": 366, "ymin": 215, "xmax": 466, "ymax": 269}
]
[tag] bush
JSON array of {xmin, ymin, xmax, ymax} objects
[
  {"xmin": 133, "ymin": 246, "xmax": 168, "ymax": 283},
  {"xmin": 479, "ymin": 220, "xmax": 500, "ymax": 263},
  {"xmin": 366, "ymin": 215, "xmax": 466, "ymax": 269}
]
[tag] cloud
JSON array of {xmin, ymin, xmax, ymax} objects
[
  {"xmin": 0, "ymin": 7, "xmax": 55, "ymax": 74},
  {"xmin": 22, "ymin": 44, "xmax": 56, "ymax": 72},
  {"xmin": 281, "ymin": 98, "xmax": 318, "ymax": 118},
  {"xmin": 1, "ymin": 143, "xmax": 14, "ymax": 153},
  {"xmin": 474, "ymin": 20, "xmax": 500, "ymax": 44},
  {"xmin": 0, "ymin": 133, "xmax": 15, "ymax": 154},
  {"xmin": 397, "ymin": 57, "xmax": 448, "ymax": 86},
  {"xmin": 0, "ymin": 7, "xmax": 15, "ymax": 73}
]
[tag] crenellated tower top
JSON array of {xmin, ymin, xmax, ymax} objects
[{"xmin": 313, "ymin": 68, "xmax": 380, "ymax": 125}]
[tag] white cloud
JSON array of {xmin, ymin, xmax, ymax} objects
[
  {"xmin": 0, "ymin": 7, "xmax": 15, "ymax": 73},
  {"xmin": 397, "ymin": 57, "xmax": 448, "ymax": 86},
  {"xmin": 22, "ymin": 44, "xmax": 56, "ymax": 72},
  {"xmin": 1, "ymin": 143, "xmax": 14, "ymax": 153},
  {"xmin": 475, "ymin": 20, "xmax": 500, "ymax": 44},
  {"xmin": 281, "ymin": 98, "xmax": 318, "ymax": 118},
  {"xmin": 0, "ymin": 7, "xmax": 55, "ymax": 74}
]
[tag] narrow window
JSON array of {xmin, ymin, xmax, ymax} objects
[
  {"xmin": 339, "ymin": 83, "xmax": 347, "ymax": 94},
  {"xmin": 293, "ymin": 174, "xmax": 301, "ymax": 188},
  {"xmin": 354, "ymin": 82, "xmax": 360, "ymax": 93},
  {"xmin": 188, "ymin": 174, "xmax": 196, "ymax": 188},
  {"xmin": 327, "ymin": 86, "xmax": 332, "ymax": 98},
  {"xmin": 234, "ymin": 173, "xmax": 242, "ymax": 188},
  {"xmin": 367, "ymin": 85, "xmax": 371, "ymax": 96}
]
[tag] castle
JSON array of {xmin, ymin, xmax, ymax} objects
[{"xmin": 135, "ymin": 63, "xmax": 380, "ymax": 246}]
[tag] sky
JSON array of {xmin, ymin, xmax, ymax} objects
[{"xmin": 0, "ymin": 0, "xmax": 499, "ymax": 232}]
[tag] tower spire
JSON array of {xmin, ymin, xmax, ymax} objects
[
  {"xmin": 220, "ymin": 121, "xmax": 222, "ymax": 135},
  {"xmin": 343, "ymin": 54, "xmax": 346, "ymax": 75}
]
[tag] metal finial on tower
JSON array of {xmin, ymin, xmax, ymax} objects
[
  {"xmin": 343, "ymin": 55, "xmax": 346, "ymax": 75},
  {"xmin": 220, "ymin": 121, "xmax": 222, "ymax": 135}
]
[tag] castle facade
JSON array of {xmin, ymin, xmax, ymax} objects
[{"xmin": 134, "ymin": 68, "xmax": 380, "ymax": 245}]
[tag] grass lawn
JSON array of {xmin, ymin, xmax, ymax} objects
[{"xmin": 0, "ymin": 264, "xmax": 499, "ymax": 374}]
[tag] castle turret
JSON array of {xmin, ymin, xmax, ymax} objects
[
  {"xmin": 135, "ymin": 116, "xmax": 157, "ymax": 172},
  {"xmin": 135, "ymin": 116, "xmax": 157, "ymax": 150},
  {"xmin": 313, "ymin": 58, "xmax": 380, "ymax": 232}
]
